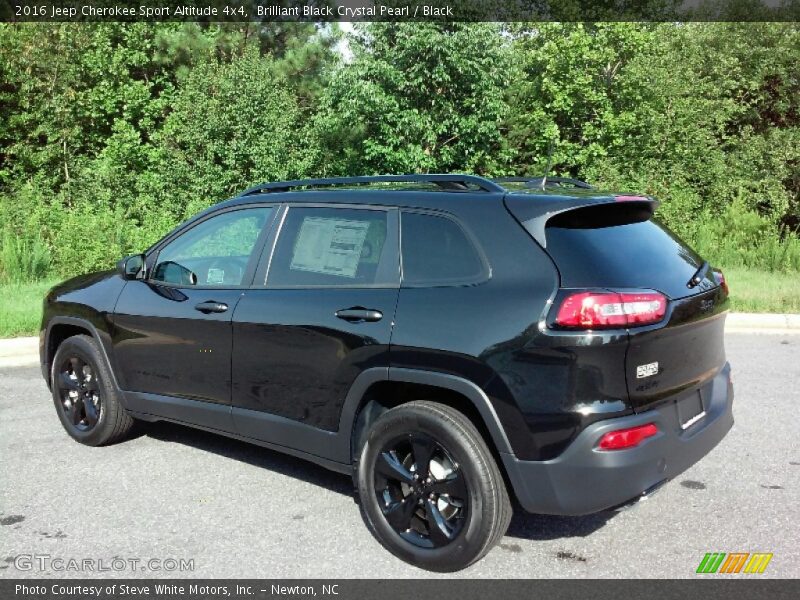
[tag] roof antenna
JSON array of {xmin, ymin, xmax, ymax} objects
[{"xmin": 540, "ymin": 139, "xmax": 555, "ymax": 190}]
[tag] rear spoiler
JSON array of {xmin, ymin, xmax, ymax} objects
[{"xmin": 504, "ymin": 193, "xmax": 659, "ymax": 248}]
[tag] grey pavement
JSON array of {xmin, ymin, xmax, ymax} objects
[{"xmin": 1, "ymin": 333, "xmax": 798, "ymax": 579}]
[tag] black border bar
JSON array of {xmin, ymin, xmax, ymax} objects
[
  {"xmin": 2, "ymin": 0, "xmax": 800, "ymax": 22},
  {"xmin": 4, "ymin": 579, "xmax": 800, "ymax": 600}
]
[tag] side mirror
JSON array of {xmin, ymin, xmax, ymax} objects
[
  {"xmin": 152, "ymin": 261, "xmax": 197, "ymax": 286},
  {"xmin": 117, "ymin": 254, "xmax": 145, "ymax": 280}
]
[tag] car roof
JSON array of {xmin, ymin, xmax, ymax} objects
[
  {"xmin": 149, "ymin": 174, "xmax": 634, "ymax": 254},
  {"xmin": 209, "ymin": 174, "xmax": 617, "ymax": 212}
]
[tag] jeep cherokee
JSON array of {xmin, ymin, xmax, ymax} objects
[{"xmin": 40, "ymin": 174, "xmax": 733, "ymax": 572}]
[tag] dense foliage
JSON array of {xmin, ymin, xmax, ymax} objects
[{"xmin": 0, "ymin": 22, "xmax": 798, "ymax": 282}]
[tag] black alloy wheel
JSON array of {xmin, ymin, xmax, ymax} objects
[
  {"xmin": 50, "ymin": 334, "xmax": 136, "ymax": 446},
  {"xmin": 56, "ymin": 355, "xmax": 102, "ymax": 431},
  {"xmin": 357, "ymin": 401, "xmax": 512, "ymax": 572},
  {"xmin": 374, "ymin": 433, "xmax": 468, "ymax": 548}
]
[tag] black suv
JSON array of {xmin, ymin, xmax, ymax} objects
[{"xmin": 40, "ymin": 174, "xmax": 733, "ymax": 571}]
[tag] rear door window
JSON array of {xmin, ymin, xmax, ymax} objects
[
  {"xmin": 267, "ymin": 206, "xmax": 399, "ymax": 287},
  {"xmin": 401, "ymin": 211, "xmax": 488, "ymax": 286}
]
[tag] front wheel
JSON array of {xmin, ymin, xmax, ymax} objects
[
  {"xmin": 51, "ymin": 334, "xmax": 135, "ymax": 446},
  {"xmin": 356, "ymin": 401, "xmax": 512, "ymax": 572}
]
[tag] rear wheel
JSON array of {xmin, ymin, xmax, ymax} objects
[
  {"xmin": 51, "ymin": 334, "xmax": 135, "ymax": 446},
  {"xmin": 356, "ymin": 401, "xmax": 511, "ymax": 572}
]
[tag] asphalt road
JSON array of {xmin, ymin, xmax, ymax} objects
[{"xmin": 1, "ymin": 333, "xmax": 798, "ymax": 579}]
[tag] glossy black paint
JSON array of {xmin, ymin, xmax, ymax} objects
[
  {"xmin": 625, "ymin": 285, "xmax": 729, "ymax": 411},
  {"xmin": 111, "ymin": 280, "xmax": 244, "ymax": 404},
  {"xmin": 232, "ymin": 288, "xmax": 397, "ymax": 431},
  {"xmin": 40, "ymin": 178, "xmax": 731, "ymax": 508},
  {"xmin": 389, "ymin": 198, "xmax": 643, "ymax": 460},
  {"xmin": 40, "ymin": 270, "xmax": 126, "ymax": 382},
  {"xmin": 502, "ymin": 363, "xmax": 733, "ymax": 515}
]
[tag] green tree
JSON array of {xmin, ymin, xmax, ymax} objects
[
  {"xmin": 1, "ymin": 21, "xmax": 799, "ymax": 278},
  {"xmin": 505, "ymin": 22, "xmax": 657, "ymax": 178},
  {"xmin": 151, "ymin": 47, "xmax": 318, "ymax": 223},
  {"xmin": 313, "ymin": 23, "xmax": 511, "ymax": 175},
  {"xmin": 0, "ymin": 22, "xmax": 334, "ymax": 274},
  {"xmin": 504, "ymin": 22, "xmax": 799, "ymax": 267}
]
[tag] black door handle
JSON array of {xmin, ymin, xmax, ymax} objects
[
  {"xmin": 335, "ymin": 307, "xmax": 383, "ymax": 323},
  {"xmin": 194, "ymin": 301, "xmax": 229, "ymax": 314}
]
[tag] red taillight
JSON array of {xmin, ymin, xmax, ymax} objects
[
  {"xmin": 714, "ymin": 269, "xmax": 728, "ymax": 295},
  {"xmin": 554, "ymin": 291, "xmax": 667, "ymax": 329},
  {"xmin": 598, "ymin": 423, "xmax": 658, "ymax": 450}
]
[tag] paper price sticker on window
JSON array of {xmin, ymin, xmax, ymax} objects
[{"xmin": 290, "ymin": 217, "xmax": 370, "ymax": 279}]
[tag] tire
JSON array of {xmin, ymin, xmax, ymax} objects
[
  {"xmin": 51, "ymin": 334, "xmax": 135, "ymax": 446},
  {"xmin": 356, "ymin": 400, "xmax": 512, "ymax": 572}
]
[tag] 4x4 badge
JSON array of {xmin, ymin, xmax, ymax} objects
[{"xmin": 636, "ymin": 362, "xmax": 659, "ymax": 378}]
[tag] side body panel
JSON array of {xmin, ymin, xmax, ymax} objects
[
  {"xmin": 231, "ymin": 287, "xmax": 398, "ymax": 432},
  {"xmin": 110, "ymin": 281, "xmax": 244, "ymax": 404},
  {"xmin": 40, "ymin": 271, "xmax": 127, "ymax": 383}
]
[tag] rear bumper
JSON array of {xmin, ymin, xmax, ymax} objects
[{"xmin": 502, "ymin": 362, "xmax": 733, "ymax": 515}]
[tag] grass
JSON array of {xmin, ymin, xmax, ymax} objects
[
  {"xmin": 0, "ymin": 280, "xmax": 58, "ymax": 338},
  {"xmin": 0, "ymin": 269, "xmax": 797, "ymax": 338},
  {"xmin": 724, "ymin": 267, "xmax": 800, "ymax": 314}
]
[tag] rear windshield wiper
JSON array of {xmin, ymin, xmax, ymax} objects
[{"xmin": 687, "ymin": 261, "xmax": 710, "ymax": 288}]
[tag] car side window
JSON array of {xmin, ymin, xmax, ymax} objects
[
  {"xmin": 152, "ymin": 207, "xmax": 273, "ymax": 287},
  {"xmin": 401, "ymin": 211, "xmax": 487, "ymax": 286},
  {"xmin": 267, "ymin": 207, "xmax": 398, "ymax": 287}
]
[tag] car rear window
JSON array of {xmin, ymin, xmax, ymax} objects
[{"xmin": 544, "ymin": 205, "xmax": 705, "ymax": 300}]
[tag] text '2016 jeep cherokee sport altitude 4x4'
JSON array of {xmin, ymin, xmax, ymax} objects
[{"xmin": 40, "ymin": 174, "xmax": 733, "ymax": 572}]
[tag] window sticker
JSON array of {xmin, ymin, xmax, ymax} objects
[
  {"xmin": 206, "ymin": 268, "xmax": 225, "ymax": 285},
  {"xmin": 290, "ymin": 217, "xmax": 370, "ymax": 278}
]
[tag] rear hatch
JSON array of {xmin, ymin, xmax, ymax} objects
[{"xmin": 505, "ymin": 193, "xmax": 729, "ymax": 413}]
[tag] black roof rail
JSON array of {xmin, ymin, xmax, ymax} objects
[
  {"xmin": 493, "ymin": 176, "xmax": 594, "ymax": 190},
  {"xmin": 238, "ymin": 174, "xmax": 506, "ymax": 196}
]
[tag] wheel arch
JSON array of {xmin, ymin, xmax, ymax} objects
[
  {"xmin": 344, "ymin": 368, "xmax": 514, "ymax": 465},
  {"xmin": 45, "ymin": 317, "xmax": 121, "ymax": 392}
]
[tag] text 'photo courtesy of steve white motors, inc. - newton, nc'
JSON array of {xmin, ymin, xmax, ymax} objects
[
  {"xmin": 16, "ymin": 3, "xmax": 455, "ymax": 19},
  {"xmin": 14, "ymin": 583, "xmax": 339, "ymax": 598}
]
